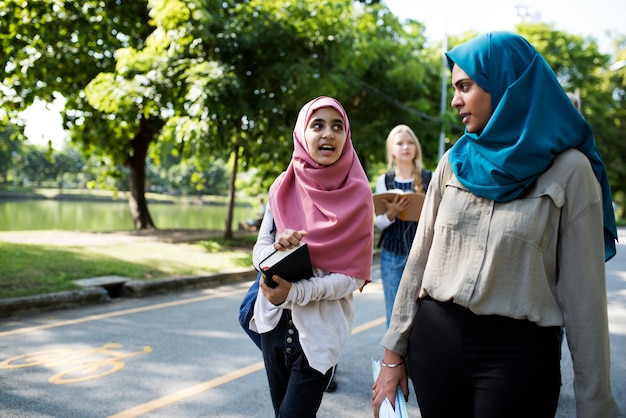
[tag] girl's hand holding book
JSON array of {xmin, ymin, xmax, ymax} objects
[{"xmin": 274, "ymin": 229, "xmax": 309, "ymax": 251}]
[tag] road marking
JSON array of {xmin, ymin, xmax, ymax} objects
[
  {"xmin": 107, "ymin": 361, "xmax": 266, "ymax": 418},
  {"xmin": 107, "ymin": 316, "xmax": 386, "ymax": 417},
  {"xmin": 352, "ymin": 316, "xmax": 386, "ymax": 333},
  {"xmin": 0, "ymin": 284, "xmax": 252, "ymax": 338},
  {"xmin": 1, "ymin": 280, "xmax": 386, "ymax": 415},
  {"xmin": 0, "ymin": 343, "xmax": 152, "ymax": 384}
]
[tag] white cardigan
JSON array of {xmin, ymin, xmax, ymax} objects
[{"xmin": 250, "ymin": 202, "xmax": 365, "ymax": 373}]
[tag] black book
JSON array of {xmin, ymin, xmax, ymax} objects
[{"xmin": 259, "ymin": 243, "xmax": 313, "ymax": 288}]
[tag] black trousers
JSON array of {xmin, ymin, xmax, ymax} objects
[
  {"xmin": 408, "ymin": 297, "xmax": 562, "ymax": 418},
  {"xmin": 260, "ymin": 310, "xmax": 333, "ymax": 418}
]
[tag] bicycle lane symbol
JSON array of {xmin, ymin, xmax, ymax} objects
[{"xmin": 0, "ymin": 343, "xmax": 152, "ymax": 384}]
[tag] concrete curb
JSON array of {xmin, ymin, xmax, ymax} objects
[
  {"xmin": 0, "ymin": 287, "xmax": 112, "ymax": 318},
  {"xmin": 122, "ymin": 267, "xmax": 256, "ymax": 298},
  {"xmin": 0, "ymin": 268, "xmax": 257, "ymax": 319},
  {"xmin": 0, "ymin": 252, "xmax": 381, "ymax": 319}
]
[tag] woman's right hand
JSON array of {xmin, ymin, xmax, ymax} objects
[
  {"xmin": 371, "ymin": 351, "xmax": 409, "ymax": 417},
  {"xmin": 274, "ymin": 229, "xmax": 308, "ymax": 251}
]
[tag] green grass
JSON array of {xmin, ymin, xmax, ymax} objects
[
  {"xmin": 0, "ymin": 187, "xmax": 259, "ymax": 300},
  {"xmin": 0, "ymin": 237, "xmax": 255, "ymax": 299}
]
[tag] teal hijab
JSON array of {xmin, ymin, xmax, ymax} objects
[{"xmin": 445, "ymin": 32, "xmax": 617, "ymax": 261}]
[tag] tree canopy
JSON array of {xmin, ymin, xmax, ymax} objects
[{"xmin": 2, "ymin": 0, "xmax": 626, "ymax": 234}]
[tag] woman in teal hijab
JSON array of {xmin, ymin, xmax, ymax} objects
[
  {"xmin": 446, "ymin": 31, "xmax": 617, "ymax": 261},
  {"xmin": 373, "ymin": 32, "xmax": 620, "ymax": 418}
]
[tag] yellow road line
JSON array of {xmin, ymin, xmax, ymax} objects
[
  {"xmin": 108, "ymin": 316, "xmax": 386, "ymax": 418},
  {"xmin": 107, "ymin": 361, "xmax": 266, "ymax": 418},
  {"xmin": 352, "ymin": 316, "xmax": 385, "ymax": 333},
  {"xmin": 0, "ymin": 285, "xmax": 251, "ymax": 338}
]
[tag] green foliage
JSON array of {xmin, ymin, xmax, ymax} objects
[
  {"xmin": 0, "ymin": 0, "xmax": 152, "ymax": 116},
  {"xmin": 333, "ymin": 9, "xmax": 446, "ymax": 172},
  {"xmin": 517, "ymin": 24, "xmax": 626, "ymax": 217},
  {"xmin": 0, "ymin": 126, "xmax": 23, "ymax": 183},
  {"xmin": 22, "ymin": 148, "xmax": 54, "ymax": 185},
  {"xmin": 2, "ymin": 143, "xmax": 88, "ymax": 187},
  {"xmin": 163, "ymin": 157, "xmax": 229, "ymax": 195},
  {"xmin": 2, "ymin": 0, "xmax": 626, "ymax": 221}
]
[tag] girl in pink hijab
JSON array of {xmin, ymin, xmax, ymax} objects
[{"xmin": 251, "ymin": 96, "xmax": 374, "ymax": 417}]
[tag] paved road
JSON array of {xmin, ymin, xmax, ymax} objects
[{"xmin": 1, "ymin": 234, "xmax": 625, "ymax": 417}]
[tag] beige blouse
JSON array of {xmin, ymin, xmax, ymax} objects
[{"xmin": 382, "ymin": 149, "xmax": 619, "ymax": 418}]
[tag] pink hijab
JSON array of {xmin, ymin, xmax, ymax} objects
[{"xmin": 269, "ymin": 96, "xmax": 374, "ymax": 282}]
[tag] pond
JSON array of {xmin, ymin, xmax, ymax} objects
[{"xmin": 0, "ymin": 199, "xmax": 257, "ymax": 232}]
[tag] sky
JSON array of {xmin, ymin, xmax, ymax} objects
[
  {"xmin": 383, "ymin": 0, "xmax": 624, "ymax": 54},
  {"xmin": 22, "ymin": 95, "xmax": 67, "ymax": 149},
  {"xmin": 23, "ymin": 0, "xmax": 625, "ymax": 148}
]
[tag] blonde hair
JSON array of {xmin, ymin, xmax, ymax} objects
[{"xmin": 385, "ymin": 124, "xmax": 425, "ymax": 193}]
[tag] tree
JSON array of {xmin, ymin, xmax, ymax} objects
[
  {"xmin": 21, "ymin": 147, "xmax": 54, "ymax": 186},
  {"xmin": 0, "ymin": 126, "xmax": 22, "ymax": 184},
  {"xmin": 1, "ymin": 0, "xmax": 154, "ymax": 225},
  {"xmin": 8, "ymin": 0, "xmax": 621, "ymax": 233},
  {"xmin": 597, "ymin": 35, "xmax": 626, "ymax": 217},
  {"xmin": 331, "ymin": 12, "xmax": 447, "ymax": 172},
  {"xmin": 52, "ymin": 147, "xmax": 85, "ymax": 189},
  {"xmin": 1, "ymin": 0, "xmax": 449, "ymax": 236},
  {"xmin": 0, "ymin": 0, "xmax": 152, "ymax": 114},
  {"xmin": 197, "ymin": 0, "xmax": 360, "ymax": 237},
  {"xmin": 78, "ymin": 0, "xmax": 245, "ymax": 229},
  {"xmin": 217, "ymin": 1, "xmax": 447, "ymax": 190}
]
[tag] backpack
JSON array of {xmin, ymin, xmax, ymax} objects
[
  {"xmin": 238, "ymin": 271, "xmax": 262, "ymax": 350},
  {"xmin": 383, "ymin": 169, "xmax": 433, "ymax": 194},
  {"xmin": 238, "ymin": 221, "xmax": 276, "ymax": 350}
]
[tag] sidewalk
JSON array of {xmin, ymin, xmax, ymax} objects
[
  {"xmin": 1, "ymin": 253, "xmax": 384, "ymax": 317},
  {"xmin": 0, "ymin": 267, "xmax": 258, "ymax": 318},
  {"xmin": 0, "ymin": 226, "xmax": 381, "ymax": 318},
  {"xmin": 0, "ymin": 229, "xmax": 262, "ymax": 318}
]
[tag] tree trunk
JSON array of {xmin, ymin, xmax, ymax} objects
[
  {"xmin": 127, "ymin": 116, "xmax": 159, "ymax": 231},
  {"xmin": 223, "ymin": 140, "xmax": 240, "ymax": 240}
]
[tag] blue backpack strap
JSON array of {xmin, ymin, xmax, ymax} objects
[
  {"xmin": 377, "ymin": 172, "xmax": 396, "ymax": 248},
  {"xmin": 238, "ymin": 271, "xmax": 262, "ymax": 350},
  {"xmin": 238, "ymin": 220, "xmax": 275, "ymax": 351}
]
